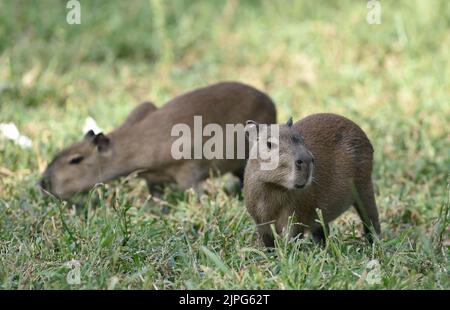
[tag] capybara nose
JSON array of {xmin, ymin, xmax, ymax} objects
[
  {"xmin": 295, "ymin": 159, "xmax": 303, "ymax": 169},
  {"xmin": 38, "ymin": 178, "xmax": 48, "ymax": 191}
]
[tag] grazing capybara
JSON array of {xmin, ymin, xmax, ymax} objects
[{"xmin": 40, "ymin": 82, "xmax": 277, "ymax": 199}]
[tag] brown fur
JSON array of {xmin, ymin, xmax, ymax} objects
[
  {"xmin": 40, "ymin": 82, "xmax": 276, "ymax": 199},
  {"xmin": 244, "ymin": 113, "xmax": 380, "ymax": 247}
]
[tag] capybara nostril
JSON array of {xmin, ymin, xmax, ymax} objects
[
  {"xmin": 295, "ymin": 159, "xmax": 303, "ymax": 169},
  {"xmin": 38, "ymin": 178, "xmax": 49, "ymax": 191},
  {"xmin": 38, "ymin": 179, "xmax": 46, "ymax": 190}
]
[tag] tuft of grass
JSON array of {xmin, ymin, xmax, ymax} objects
[{"xmin": 0, "ymin": 0, "xmax": 449, "ymax": 289}]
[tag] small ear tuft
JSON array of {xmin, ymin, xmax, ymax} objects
[
  {"xmin": 245, "ymin": 120, "xmax": 259, "ymax": 127},
  {"xmin": 84, "ymin": 130, "xmax": 95, "ymax": 139},
  {"xmin": 286, "ymin": 117, "xmax": 293, "ymax": 127},
  {"xmin": 245, "ymin": 120, "xmax": 259, "ymax": 141},
  {"xmin": 92, "ymin": 133, "xmax": 110, "ymax": 152},
  {"xmin": 245, "ymin": 120, "xmax": 259, "ymax": 132}
]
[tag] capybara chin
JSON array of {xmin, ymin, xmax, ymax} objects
[{"xmin": 244, "ymin": 113, "xmax": 381, "ymax": 247}]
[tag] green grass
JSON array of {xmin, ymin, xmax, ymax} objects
[{"xmin": 0, "ymin": 0, "xmax": 449, "ymax": 289}]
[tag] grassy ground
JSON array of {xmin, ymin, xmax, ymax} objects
[{"xmin": 0, "ymin": 0, "xmax": 449, "ymax": 289}]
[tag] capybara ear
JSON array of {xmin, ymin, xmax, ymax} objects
[
  {"xmin": 92, "ymin": 133, "xmax": 110, "ymax": 152},
  {"xmin": 245, "ymin": 120, "xmax": 260, "ymax": 142},
  {"xmin": 286, "ymin": 117, "xmax": 293, "ymax": 127},
  {"xmin": 245, "ymin": 120, "xmax": 259, "ymax": 129},
  {"xmin": 84, "ymin": 130, "xmax": 95, "ymax": 139}
]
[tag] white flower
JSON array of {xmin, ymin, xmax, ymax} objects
[
  {"xmin": 82, "ymin": 116, "xmax": 102, "ymax": 134},
  {"xmin": 0, "ymin": 123, "xmax": 32, "ymax": 148}
]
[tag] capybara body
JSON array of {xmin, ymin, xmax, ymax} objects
[
  {"xmin": 244, "ymin": 113, "xmax": 380, "ymax": 247},
  {"xmin": 40, "ymin": 82, "xmax": 277, "ymax": 199}
]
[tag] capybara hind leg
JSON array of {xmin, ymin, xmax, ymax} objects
[{"xmin": 353, "ymin": 180, "xmax": 381, "ymax": 242}]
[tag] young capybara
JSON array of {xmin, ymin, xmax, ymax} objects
[
  {"xmin": 244, "ymin": 113, "xmax": 380, "ymax": 247},
  {"xmin": 39, "ymin": 82, "xmax": 276, "ymax": 199}
]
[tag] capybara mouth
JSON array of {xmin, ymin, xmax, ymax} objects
[
  {"xmin": 306, "ymin": 163, "xmax": 314, "ymax": 186},
  {"xmin": 294, "ymin": 183, "xmax": 306, "ymax": 189}
]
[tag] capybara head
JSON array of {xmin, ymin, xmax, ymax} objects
[
  {"xmin": 246, "ymin": 117, "xmax": 314, "ymax": 190},
  {"xmin": 39, "ymin": 130, "xmax": 112, "ymax": 199}
]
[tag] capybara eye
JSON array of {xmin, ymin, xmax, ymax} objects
[{"xmin": 69, "ymin": 156, "xmax": 84, "ymax": 165}]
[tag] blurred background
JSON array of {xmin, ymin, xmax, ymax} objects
[
  {"xmin": 1, "ymin": 0, "xmax": 448, "ymax": 187},
  {"xmin": 0, "ymin": 0, "xmax": 448, "ymax": 289}
]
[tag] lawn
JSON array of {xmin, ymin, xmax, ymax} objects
[{"xmin": 0, "ymin": 0, "xmax": 448, "ymax": 289}]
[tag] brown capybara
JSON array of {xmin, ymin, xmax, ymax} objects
[
  {"xmin": 40, "ymin": 81, "xmax": 277, "ymax": 199},
  {"xmin": 244, "ymin": 113, "xmax": 380, "ymax": 247}
]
